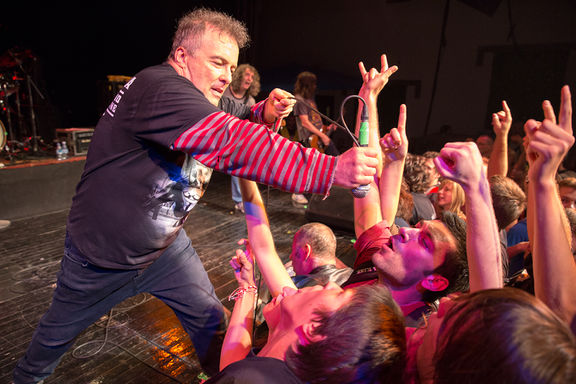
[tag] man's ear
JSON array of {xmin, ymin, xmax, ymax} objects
[
  {"xmin": 172, "ymin": 47, "xmax": 187, "ymax": 68},
  {"xmin": 421, "ymin": 273, "xmax": 449, "ymax": 292},
  {"xmin": 295, "ymin": 323, "xmax": 326, "ymax": 346},
  {"xmin": 304, "ymin": 244, "xmax": 312, "ymax": 260}
]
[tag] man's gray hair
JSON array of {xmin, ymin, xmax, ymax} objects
[{"xmin": 168, "ymin": 8, "xmax": 249, "ymax": 59}]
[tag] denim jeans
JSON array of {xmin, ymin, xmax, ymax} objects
[
  {"xmin": 14, "ymin": 229, "xmax": 225, "ymax": 383},
  {"xmin": 231, "ymin": 176, "xmax": 242, "ymax": 204}
]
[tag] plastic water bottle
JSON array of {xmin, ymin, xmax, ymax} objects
[
  {"xmin": 61, "ymin": 141, "xmax": 69, "ymax": 160},
  {"xmin": 56, "ymin": 142, "xmax": 63, "ymax": 160}
]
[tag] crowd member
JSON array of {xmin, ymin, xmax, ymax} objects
[
  {"xmin": 208, "ymin": 177, "xmax": 406, "ymax": 383},
  {"xmin": 409, "ymin": 87, "xmax": 576, "ymax": 383},
  {"xmin": 345, "ymin": 56, "xmax": 501, "ymax": 327},
  {"xmin": 222, "ymin": 64, "xmax": 260, "ymax": 213},
  {"xmin": 524, "ymin": 85, "xmax": 576, "ymax": 333},
  {"xmin": 394, "ymin": 179, "xmax": 414, "ymax": 228},
  {"xmin": 13, "ymin": 9, "xmax": 380, "ymax": 384},
  {"xmin": 487, "ymin": 100, "xmax": 512, "ymax": 178},
  {"xmin": 291, "ymin": 71, "xmax": 339, "ymax": 205},
  {"xmin": 421, "ymin": 151, "xmax": 441, "ymax": 193},
  {"xmin": 416, "ymin": 288, "xmax": 576, "ymax": 384},
  {"xmin": 404, "ymin": 154, "xmax": 437, "ymax": 225},
  {"xmin": 475, "ymin": 134, "xmax": 494, "ymax": 159},
  {"xmin": 558, "ymin": 176, "xmax": 576, "ymax": 209},
  {"xmin": 288, "ymin": 222, "xmax": 352, "ymax": 288},
  {"xmin": 434, "ymin": 179, "xmax": 465, "ymax": 220}
]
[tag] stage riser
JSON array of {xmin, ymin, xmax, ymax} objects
[{"xmin": 0, "ymin": 160, "xmax": 84, "ymax": 220}]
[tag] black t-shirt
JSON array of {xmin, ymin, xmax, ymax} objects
[
  {"xmin": 67, "ymin": 63, "xmax": 220, "ymax": 269},
  {"xmin": 206, "ymin": 351, "xmax": 303, "ymax": 384}
]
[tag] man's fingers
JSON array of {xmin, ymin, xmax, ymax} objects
[
  {"xmin": 502, "ymin": 100, "xmax": 511, "ymax": 116},
  {"xmin": 559, "ymin": 85, "xmax": 572, "ymax": 133},
  {"xmin": 397, "ymin": 104, "xmax": 407, "ymax": 135},
  {"xmin": 381, "ymin": 54, "xmax": 388, "ymax": 72},
  {"xmin": 542, "ymin": 100, "xmax": 556, "ymax": 124},
  {"xmin": 359, "ymin": 61, "xmax": 367, "ymax": 78}
]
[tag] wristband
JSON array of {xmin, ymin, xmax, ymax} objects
[{"xmin": 228, "ymin": 285, "xmax": 258, "ymax": 301}]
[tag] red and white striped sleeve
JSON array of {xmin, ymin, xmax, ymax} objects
[{"xmin": 173, "ymin": 111, "xmax": 336, "ymax": 195}]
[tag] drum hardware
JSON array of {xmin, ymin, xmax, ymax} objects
[{"xmin": 7, "ymin": 49, "xmax": 44, "ymax": 154}]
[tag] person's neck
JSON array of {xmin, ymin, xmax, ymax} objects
[
  {"xmin": 231, "ymin": 87, "xmax": 247, "ymax": 99},
  {"xmin": 379, "ymin": 275, "xmax": 424, "ymax": 307},
  {"xmin": 257, "ymin": 328, "xmax": 297, "ymax": 361}
]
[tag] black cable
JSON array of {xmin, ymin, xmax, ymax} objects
[
  {"xmin": 289, "ymin": 95, "xmax": 367, "ymax": 148},
  {"xmin": 423, "ymin": 0, "xmax": 451, "ymax": 137}
]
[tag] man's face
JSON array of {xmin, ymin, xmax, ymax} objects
[
  {"xmin": 184, "ymin": 28, "xmax": 239, "ymax": 106},
  {"xmin": 262, "ymin": 282, "xmax": 353, "ymax": 331},
  {"xmin": 425, "ymin": 158, "xmax": 440, "ymax": 188},
  {"xmin": 372, "ymin": 221, "xmax": 455, "ymax": 289},
  {"xmin": 559, "ymin": 186, "xmax": 576, "ymax": 209},
  {"xmin": 240, "ymin": 68, "xmax": 254, "ymax": 92}
]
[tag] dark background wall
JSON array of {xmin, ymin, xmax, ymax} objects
[{"xmin": 1, "ymin": 0, "xmax": 575, "ymax": 153}]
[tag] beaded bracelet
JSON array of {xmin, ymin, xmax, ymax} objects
[{"xmin": 228, "ymin": 285, "xmax": 258, "ymax": 301}]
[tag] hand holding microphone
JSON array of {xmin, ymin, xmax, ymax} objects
[{"xmin": 351, "ymin": 104, "xmax": 371, "ymax": 198}]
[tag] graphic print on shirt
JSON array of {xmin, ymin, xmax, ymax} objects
[{"xmin": 144, "ymin": 155, "xmax": 213, "ymax": 229}]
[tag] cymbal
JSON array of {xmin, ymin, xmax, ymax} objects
[{"xmin": 0, "ymin": 49, "xmax": 34, "ymax": 69}]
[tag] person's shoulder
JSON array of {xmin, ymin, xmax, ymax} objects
[{"xmin": 205, "ymin": 354, "xmax": 303, "ymax": 384}]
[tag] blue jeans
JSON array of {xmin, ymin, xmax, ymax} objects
[
  {"xmin": 231, "ymin": 176, "xmax": 242, "ymax": 204},
  {"xmin": 14, "ymin": 230, "xmax": 225, "ymax": 383}
]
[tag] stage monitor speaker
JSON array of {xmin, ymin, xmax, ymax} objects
[
  {"xmin": 305, "ymin": 186, "xmax": 354, "ymax": 233},
  {"xmin": 55, "ymin": 128, "xmax": 94, "ymax": 156}
]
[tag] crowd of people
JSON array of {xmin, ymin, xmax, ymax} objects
[{"xmin": 12, "ymin": 7, "xmax": 576, "ymax": 384}]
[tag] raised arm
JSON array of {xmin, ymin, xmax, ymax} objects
[
  {"xmin": 378, "ymin": 105, "xmax": 408, "ymax": 226},
  {"xmin": 435, "ymin": 142, "xmax": 503, "ymax": 291},
  {"xmin": 239, "ymin": 178, "xmax": 296, "ymax": 297},
  {"xmin": 219, "ymin": 248, "xmax": 257, "ymax": 370},
  {"xmin": 487, "ymin": 100, "xmax": 512, "ymax": 178},
  {"xmin": 525, "ymin": 85, "xmax": 576, "ymax": 331},
  {"xmin": 353, "ymin": 54, "xmax": 399, "ymax": 237}
]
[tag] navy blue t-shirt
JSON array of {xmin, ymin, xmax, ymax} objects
[{"xmin": 67, "ymin": 64, "xmax": 219, "ymax": 269}]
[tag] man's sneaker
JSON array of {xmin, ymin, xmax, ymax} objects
[
  {"xmin": 0, "ymin": 220, "xmax": 11, "ymax": 230},
  {"xmin": 234, "ymin": 202, "xmax": 245, "ymax": 214},
  {"xmin": 291, "ymin": 193, "xmax": 308, "ymax": 205}
]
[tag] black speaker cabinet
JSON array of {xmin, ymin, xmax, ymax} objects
[{"xmin": 305, "ymin": 186, "xmax": 354, "ymax": 232}]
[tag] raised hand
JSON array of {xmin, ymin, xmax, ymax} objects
[
  {"xmin": 230, "ymin": 239, "xmax": 255, "ymax": 288},
  {"xmin": 380, "ymin": 104, "xmax": 408, "ymax": 162},
  {"xmin": 358, "ymin": 54, "xmax": 398, "ymax": 99},
  {"xmin": 434, "ymin": 142, "xmax": 485, "ymax": 191},
  {"xmin": 492, "ymin": 100, "xmax": 512, "ymax": 137},
  {"xmin": 524, "ymin": 85, "xmax": 574, "ymax": 181}
]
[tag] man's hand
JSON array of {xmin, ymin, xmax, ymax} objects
[
  {"xmin": 358, "ymin": 54, "xmax": 398, "ymax": 100},
  {"xmin": 492, "ymin": 100, "xmax": 512, "ymax": 137},
  {"xmin": 333, "ymin": 147, "xmax": 379, "ymax": 188},
  {"xmin": 434, "ymin": 142, "xmax": 485, "ymax": 191},
  {"xmin": 263, "ymin": 88, "xmax": 296, "ymax": 123},
  {"xmin": 230, "ymin": 239, "xmax": 255, "ymax": 288},
  {"xmin": 524, "ymin": 85, "xmax": 574, "ymax": 182},
  {"xmin": 380, "ymin": 104, "xmax": 408, "ymax": 163}
]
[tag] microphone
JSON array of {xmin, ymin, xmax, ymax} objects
[{"xmin": 351, "ymin": 105, "xmax": 371, "ymax": 198}]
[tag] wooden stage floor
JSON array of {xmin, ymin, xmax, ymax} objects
[{"xmin": 0, "ymin": 171, "xmax": 356, "ymax": 384}]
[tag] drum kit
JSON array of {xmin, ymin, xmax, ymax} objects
[{"xmin": 0, "ymin": 48, "xmax": 43, "ymax": 162}]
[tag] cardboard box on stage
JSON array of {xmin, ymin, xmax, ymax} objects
[{"xmin": 55, "ymin": 128, "xmax": 94, "ymax": 156}]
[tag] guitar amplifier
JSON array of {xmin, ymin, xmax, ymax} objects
[{"xmin": 55, "ymin": 128, "xmax": 94, "ymax": 156}]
